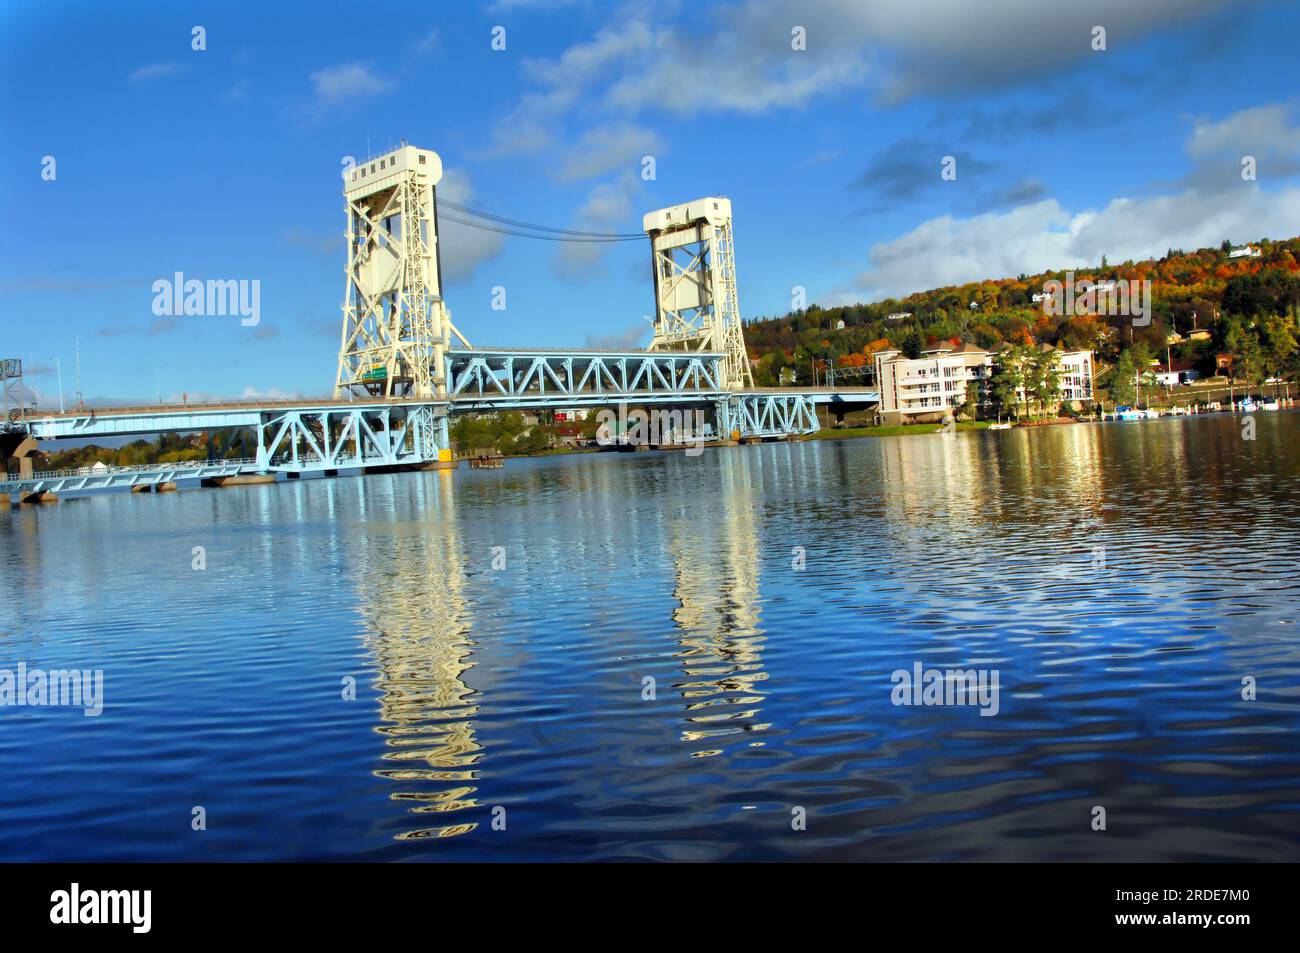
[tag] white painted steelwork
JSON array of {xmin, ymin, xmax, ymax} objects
[{"xmin": 644, "ymin": 197, "xmax": 754, "ymax": 390}]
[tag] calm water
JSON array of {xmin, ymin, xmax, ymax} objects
[{"xmin": 3, "ymin": 413, "xmax": 1299, "ymax": 862}]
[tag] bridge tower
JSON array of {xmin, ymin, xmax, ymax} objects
[
  {"xmin": 644, "ymin": 198, "xmax": 753, "ymax": 390},
  {"xmin": 335, "ymin": 145, "xmax": 469, "ymax": 400}
]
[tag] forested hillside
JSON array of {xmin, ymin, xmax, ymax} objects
[{"xmin": 744, "ymin": 237, "xmax": 1300, "ymax": 387}]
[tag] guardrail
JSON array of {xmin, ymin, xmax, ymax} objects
[
  {"xmin": 14, "ymin": 457, "xmax": 261, "ymax": 482},
  {"xmin": 20, "ymin": 397, "xmax": 360, "ymax": 419}
]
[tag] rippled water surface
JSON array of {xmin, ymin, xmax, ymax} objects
[{"xmin": 3, "ymin": 413, "xmax": 1300, "ymax": 861}]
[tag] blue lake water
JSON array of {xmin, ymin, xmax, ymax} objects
[{"xmin": 2, "ymin": 412, "xmax": 1299, "ymax": 861}]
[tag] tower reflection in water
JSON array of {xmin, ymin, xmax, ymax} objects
[
  {"xmin": 350, "ymin": 469, "xmax": 481, "ymax": 840},
  {"xmin": 664, "ymin": 450, "xmax": 769, "ymax": 758}
]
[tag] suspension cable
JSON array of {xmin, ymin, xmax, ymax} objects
[
  {"xmin": 436, "ymin": 199, "xmax": 645, "ymax": 241},
  {"xmin": 437, "ymin": 210, "xmax": 644, "ymax": 243}
]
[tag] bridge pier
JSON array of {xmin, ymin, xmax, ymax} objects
[
  {"xmin": 1, "ymin": 434, "xmax": 37, "ymax": 481},
  {"xmin": 130, "ymin": 482, "xmax": 177, "ymax": 493},
  {"xmin": 415, "ymin": 459, "xmax": 458, "ymax": 471},
  {"xmin": 202, "ymin": 474, "xmax": 277, "ymax": 487}
]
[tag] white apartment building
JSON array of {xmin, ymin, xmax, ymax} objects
[
  {"xmin": 873, "ymin": 342, "xmax": 1094, "ymax": 424},
  {"xmin": 873, "ymin": 342, "xmax": 990, "ymax": 424},
  {"xmin": 1053, "ymin": 345, "xmax": 1095, "ymax": 403}
]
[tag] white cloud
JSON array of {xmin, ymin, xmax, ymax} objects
[
  {"xmin": 553, "ymin": 172, "xmax": 640, "ymax": 280},
  {"xmin": 839, "ymin": 102, "xmax": 1300, "ymax": 301},
  {"xmin": 557, "ymin": 123, "xmax": 663, "ymax": 181},
  {"xmin": 848, "ymin": 185, "xmax": 1300, "ymax": 302},
  {"xmin": 437, "ymin": 168, "xmax": 507, "ymax": 282},
  {"xmin": 489, "ymin": 0, "xmax": 1236, "ymax": 153},
  {"xmin": 1185, "ymin": 104, "xmax": 1300, "ymax": 182},
  {"xmin": 1188, "ymin": 104, "xmax": 1300, "ymax": 158},
  {"xmin": 309, "ymin": 63, "xmax": 392, "ymax": 105},
  {"xmin": 128, "ymin": 63, "xmax": 183, "ymax": 83},
  {"xmin": 414, "ymin": 29, "xmax": 439, "ymax": 55}
]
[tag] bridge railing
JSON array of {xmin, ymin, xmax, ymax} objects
[
  {"xmin": 23, "ymin": 397, "xmax": 347, "ymax": 419},
  {"xmin": 10, "ymin": 457, "xmax": 260, "ymax": 483}
]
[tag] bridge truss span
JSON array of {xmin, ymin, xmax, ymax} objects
[
  {"xmin": 445, "ymin": 348, "xmax": 726, "ymax": 411},
  {"xmin": 256, "ymin": 402, "xmax": 450, "ymax": 472},
  {"xmin": 729, "ymin": 393, "xmax": 819, "ymax": 439}
]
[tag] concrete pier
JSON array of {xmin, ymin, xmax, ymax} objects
[{"xmin": 202, "ymin": 474, "xmax": 277, "ymax": 487}]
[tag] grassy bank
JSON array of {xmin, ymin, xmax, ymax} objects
[{"xmin": 807, "ymin": 421, "xmax": 996, "ymax": 441}]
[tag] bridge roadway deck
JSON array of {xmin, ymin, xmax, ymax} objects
[
  {"xmin": 1, "ymin": 347, "xmax": 878, "ymax": 498},
  {"xmin": 10, "ymin": 389, "xmax": 878, "ymax": 441}
]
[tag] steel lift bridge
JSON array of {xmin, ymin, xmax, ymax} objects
[{"xmin": 1, "ymin": 145, "xmax": 877, "ymax": 501}]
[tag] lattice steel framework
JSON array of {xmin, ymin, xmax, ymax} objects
[
  {"xmin": 255, "ymin": 404, "xmax": 448, "ymax": 471},
  {"xmin": 1, "ymin": 358, "xmax": 23, "ymax": 424},
  {"xmin": 335, "ymin": 146, "xmax": 469, "ymax": 400},
  {"xmin": 727, "ymin": 393, "xmax": 819, "ymax": 438},
  {"xmin": 645, "ymin": 198, "xmax": 754, "ymax": 391},
  {"xmin": 445, "ymin": 348, "xmax": 725, "ymax": 410}
]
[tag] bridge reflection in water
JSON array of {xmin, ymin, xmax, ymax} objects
[
  {"xmin": 349, "ymin": 469, "xmax": 483, "ymax": 840},
  {"xmin": 665, "ymin": 451, "xmax": 770, "ymax": 757}
]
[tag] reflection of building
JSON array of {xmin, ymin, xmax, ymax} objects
[
  {"xmin": 874, "ymin": 342, "xmax": 1094, "ymax": 424},
  {"xmin": 351, "ymin": 470, "xmax": 482, "ymax": 840},
  {"xmin": 664, "ymin": 452, "xmax": 768, "ymax": 757}
]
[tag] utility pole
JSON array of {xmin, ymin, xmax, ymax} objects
[
  {"xmin": 51, "ymin": 355, "xmax": 64, "ymax": 413},
  {"xmin": 75, "ymin": 334, "xmax": 83, "ymax": 410}
]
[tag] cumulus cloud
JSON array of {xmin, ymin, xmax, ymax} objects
[
  {"xmin": 309, "ymin": 63, "xmax": 392, "ymax": 105},
  {"xmin": 1184, "ymin": 104, "xmax": 1300, "ymax": 186},
  {"xmin": 850, "ymin": 186, "xmax": 1300, "ymax": 301},
  {"xmin": 490, "ymin": 0, "xmax": 1236, "ymax": 158},
  {"xmin": 553, "ymin": 172, "xmax": 641, "ymax": 281},
  {"xmin": 437, "ymin": 168, "xmax": 507, "ymax": 282},
  {"xmin": 557, "ymin": 123, "xmax": 663, "ymax": 181},
  {"xmin": 843, "ymin": 104, "xmax": 1300, "ymax": 301}
]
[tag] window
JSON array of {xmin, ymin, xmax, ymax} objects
[
  {"xmin": 380, "ymin": 159, "xmax": 386, "ymax": 169},
  {"xmin": 370, "ymin": 164, "xmax": 376, "ymax": 173},
  {"xmin": 418, "ymin": 155, "xmax": 426, "ymax": 164}
]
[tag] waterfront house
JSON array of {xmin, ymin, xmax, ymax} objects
[{"xmin": 1153, "ymin": 358, "xmax": 1200, "ymax": 387}]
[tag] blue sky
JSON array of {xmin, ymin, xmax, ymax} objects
[{"xmin": 3, "ymin": 0, "xmax": 1299, "ymax": 403}]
